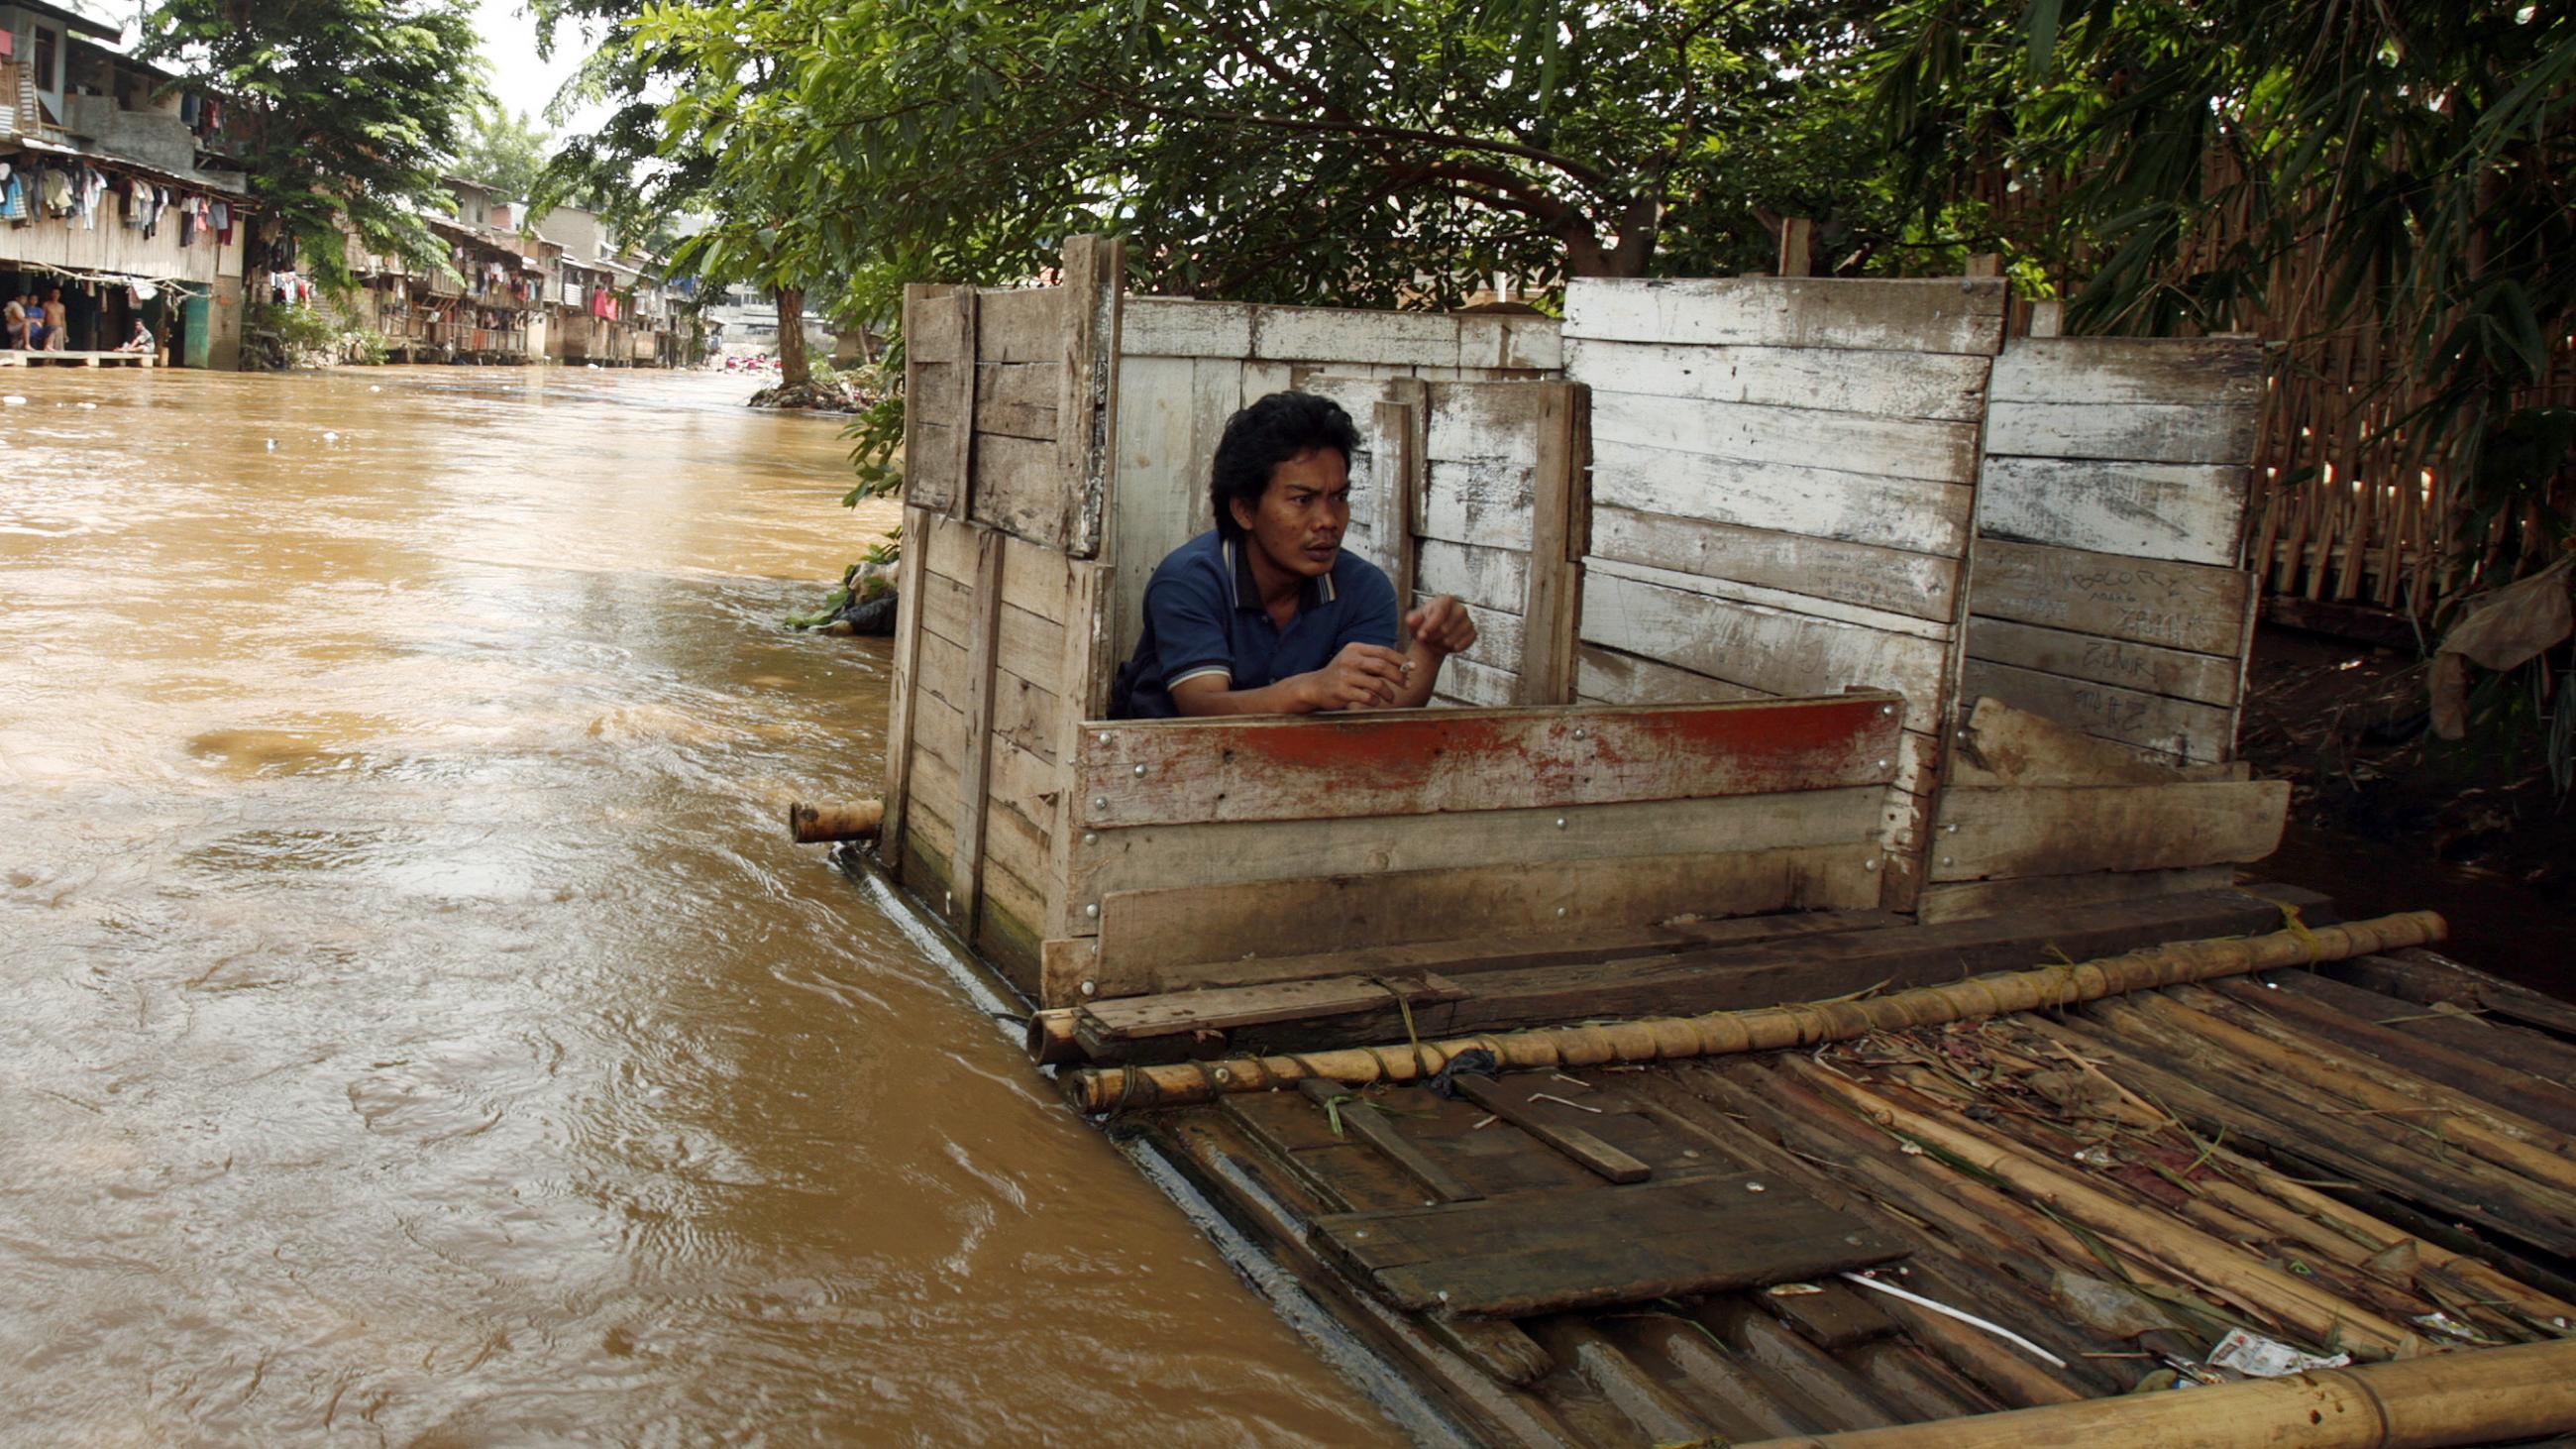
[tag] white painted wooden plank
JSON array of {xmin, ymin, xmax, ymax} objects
[
  {"xmin": 1587, "ymin": 556, "xmax": 1953, "ymax": 643},
  {"xmin": 1119, "ymin": 297, "xmax": 1253, "ymax": 358},
  {"xmin": 1590, "ymin": 438, "xmax": 1974, "ymax": 557},
  {"xmin": 1437, "ymin": 652, "xmax": 1521, "ymax": 708},
  {"xmin": 1580, "ymin": 568, "xmax": 1952, "ymax": 731},
  {"xmin": 1424, "ymin": 383, "xmax": 1544, "ymax": 463},
  {"xmin": 1418, "ymin": 459, "xmax": 1536, "ymax": 552},
  {"xmin": 1416, "ymin": 537, "xmax": 1530, "ymax": 614},
  {"xmin": 1574, "ymin": 645, "xmax": 1771, "ymax": 706},
  {"xmin": 1499, "ymin": 316, "xmax": 1562, "ymax": 372},
  {"xmin": 1586, "ymin": 504, "xmax": 1959, "ymax": 623},
  {"xmin": 1107, "ymin": 354, "xmax": 1202, "ymax": 671},
  {"xmin": 1930, "ymin": 780, "xmax": 2289, "ymax": 881},
  {"xmin": 1186, "ymin": 357, "xmax": 1242, "ymax": 536},
  {"xmin": 1454, "ymin": 313, "xmax": 1565, "ymax": 372},
  {"xmin": 1251, "ymin": 304, "xmax": 1461, "ymax": 366},
  {"xmin": 1960, "ymin": 659, "xmax": 2235, "ymax": 762},
  {"xmin": 1592, "ymin": 389, "xmax": 1983, "ymax": 485},
  {"xmin": 1970, "ymin": 538, "xmax": 2252, "ymax": 655},
  {"xmin": 1976, "ymin": 455, "xmax": 2250, "ymax": 567},
  {"xmin": 1068, "ymin": 787, "xmax": 1887, "ymax": 913},
  {"xmin": 1989, "ymin": 337, "xmax": 2262, "ymax": 406},
  {"xmin": 1986, "ymin": 398, "xmax": 2261, "ymax": 466},
  {"xmin": 1966, "ymin": 616, "xmax": 2241, "ymax": 707},
  {"xmin": 1564, "ymin": 337, "xmax": 1990, "ymax": 421},
  {"xmin": 1238, "ymin": 360, "xmax": 1294, "ymax": 406},
  {"xmin": 1563, "ymin": 277, "xmax": 2007, "ymax": 355}
]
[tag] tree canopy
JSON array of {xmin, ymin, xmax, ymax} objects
[
  {"xmin": 1874, "ymin": 0, "xmax": 2576, "ymax": 588},
  {"xmin": 139, "ymin": 0, "xmax": 489, "ymax": 290},
  {"xmin": 625, "ymin": 0, "xmax": 1899, "ymax": 310},
  {"xmin": 454, "ymin": 105, "xmax": 556, "ymax": 202}
]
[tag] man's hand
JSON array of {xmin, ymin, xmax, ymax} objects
[
  {"xmin": 1298, "ymin": 641, "xmax": 1409, "ymax": 712},
  {"xmin": 1405, "ymin": 595, "xmax": 1477, "ymax": 657}
]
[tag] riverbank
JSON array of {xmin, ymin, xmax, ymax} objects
[{"xmin": 2237, "ymin": 622, "xmax": 2573, "ymax": 993}]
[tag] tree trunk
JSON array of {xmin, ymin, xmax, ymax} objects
[{"xmin": 774, "ymin": 285, "xmax": 809, "ymax": 387}]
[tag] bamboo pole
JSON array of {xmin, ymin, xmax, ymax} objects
[
  {"xmin": 1061, "ymin": 913, "xmax": 2446, "ymax": 1113},
  {"xmin": 787, "ymin": 799, "xmax": 883, "ymax": 843},
  {"xmin": 2144, "ymin": 988, "xmax": 2576, "ymax": 1194},
  {"xmin": 1732, "ymin": 1338, "xmax": 2576, "ymax": 1449},
  {"xmin": 1792, "ymin": 1067, "xmax": 2425, "ymax": 1359}
]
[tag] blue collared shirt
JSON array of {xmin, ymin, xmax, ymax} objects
[{"xmin": 1112, "ymin": 530, "xmax": 1399, "ymax": 719}]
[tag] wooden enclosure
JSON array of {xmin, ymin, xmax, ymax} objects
[{"xmin": 876, "ymin": 238, "xmax": 2288, "ymax": 1005}]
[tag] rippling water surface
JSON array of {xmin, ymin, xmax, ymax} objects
[{"xmin": 0, "ymin": 366, "xmax": 1396, "ymax": 1444}]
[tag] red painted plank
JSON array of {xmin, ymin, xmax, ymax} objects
[{"xmin": 1075, "ymin": 695, "xmax": 1904, "ymax": 829}]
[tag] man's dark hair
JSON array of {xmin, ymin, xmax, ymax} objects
[{"xmin": 1210, "ymin": 390, "xmax": 1360, "ymax": 540}]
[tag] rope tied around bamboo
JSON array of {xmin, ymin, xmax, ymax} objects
[{"xmin": 1062, "ymin": 911, "xmax": 2447, "ymax": 1114}]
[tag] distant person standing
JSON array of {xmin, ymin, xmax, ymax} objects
[
  {"xmin": 42, "ymin": 287, "xmax": 68, "ymax": 351},
  {"xmin": 4, "ymin": 292, "xmax": 25, "ymax": 350}
]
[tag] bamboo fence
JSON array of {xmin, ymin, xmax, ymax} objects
[{"xmin": 1969, "ymin": 156, "xmax": 2576, "ymax": 620}]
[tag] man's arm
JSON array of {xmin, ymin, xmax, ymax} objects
[
  {"xmin": 1170, "ymin": 642, "xmax": 1410, "ymax": 716},
  {"xmin": 1383, "ymin": 595, "xmax": 1479, "ymax": 709}
]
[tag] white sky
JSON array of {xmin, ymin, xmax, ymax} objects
[{"xmin": 472, "ymin": 0, "xmax": 612, "ymax": 133}]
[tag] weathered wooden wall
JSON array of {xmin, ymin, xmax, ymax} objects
[
  {"xmin": 1107, "ymin": 300, "xmax": 1559, "ymax": 672},
  {"xmin": 1962, "ymin": 336, "xmax": 2265, "ymax": 763},
  {"xmin": 1560, "ymin": 277, "xmax": 2010, "ymax": 910},
  {"xmin": 1296, "ymin": 376, "xmax": 1588, "ymax": 707},
  {"xmin": 1048, "ymin": 696, "xmax": 1904, "ymax": 1003},
  {"xmin": 883, "ymin": 238, "xmax": 1122, "ymax": 992},
  {"xmin": 880, "ymin": 246, "xmax": 2285, "ymax": 997}
]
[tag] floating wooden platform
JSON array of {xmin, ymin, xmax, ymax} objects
[
  {"xmin": 829, "ymin": 242, "xmax": 2576, "ymax": 1445},
  {"xmin": 0, "ymin": 350, "xmax": 155, "ymax": 367},
  {"xmin": 1104, "ymin": 932, "xmax": 2576, "ymax": 1447}
]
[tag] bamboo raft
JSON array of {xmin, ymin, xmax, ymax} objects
[{"xmin": 818, "ymin": 240, "xmax": 2576, "ymax": 1445}]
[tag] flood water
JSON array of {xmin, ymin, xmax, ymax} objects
[{"xmin": 0, "ymin": 367, "xmax": 1400, "ymax": 1444}]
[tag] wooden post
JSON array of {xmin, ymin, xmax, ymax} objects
[
  {"xmin": 1372, "ymin": 391, "xmax": 1423, "ymax": 642},
  {"xmin": 1041, "ymin": 560, "xmax": 1116, "ymax": 965},
  {"xmin": 1777, "ymin": 217, "xmax": 1815, "ymax": 278},
  {"xmin": 1965, "ymin": 253, "xmax": 2003, "ymax": 279},
  {"xmin": 1055, "ymin": 234, "xmax": 1125, "ymax": 558},
  {"xmin": 947, "ymin": 288, "xmax": 979, "ymax": 522},
  {"xmin": 947, "ymin": 527, "xmax": 1008, "ymax": 929},
  {"xmin": 1517, "ymin": 381, "xmax": 1587, "ymax": 704},
  {"xmin": 876, "ymin": 503, "xmax": 933, "ymax": 878}
]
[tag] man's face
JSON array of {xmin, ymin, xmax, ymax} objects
[{"xmin": 1232, "ymin": 447, "xmax": 1350, "ymax": 580}]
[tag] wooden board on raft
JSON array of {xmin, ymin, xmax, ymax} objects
[
  {"xmin": 1563, "ymin": 276, "xmax": 2008, "ymax": 912},
  {"xmin": 1312, "ymin": 1172, "xmax": 1909, "ymax": 1317}
]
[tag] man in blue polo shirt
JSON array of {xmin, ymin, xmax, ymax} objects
[{"xmin": 1112, "ymin": 390, "xmax": 1477, "ymax": 718}]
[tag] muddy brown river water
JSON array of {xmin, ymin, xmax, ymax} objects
[{"xmin": 0, "ymin": 367, "xmax": 1400, "ymax": 1445}]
